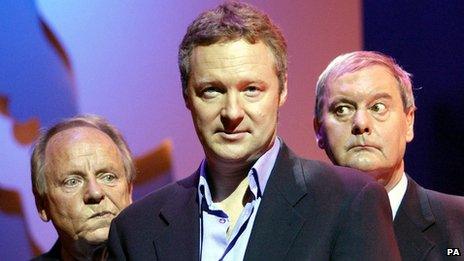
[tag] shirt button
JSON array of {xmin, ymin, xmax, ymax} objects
[{"xmin": 219, "ymin": 218, "xmax": 226, "ymax": 224}]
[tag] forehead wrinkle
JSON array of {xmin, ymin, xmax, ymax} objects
[
  {"xmin": 328, "ymin": 66, "xmax": 399, "ymax": 102},
  {"xmin": 45, "ymin": 127, "xmax": 123, "ymax": 174}
]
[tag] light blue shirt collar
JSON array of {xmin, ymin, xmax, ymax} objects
[{"xmin": 198, "ymin": 137, "xmax": 281, "ymax": 206}]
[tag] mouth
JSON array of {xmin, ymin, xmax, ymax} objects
[
  {"xmin": 89, "ymin": 211, "xmax": 114, "ymax": 219},
  {"xmin": 348, "ymin": 144, "xmax": 380, "ymax": 152},
  {"xmin": 348, "ymin": 144, "xmax": 380, "ymax": 151},
  {"xmin": 216, "ymin": 130, "xmax": 249, "ymax": 141}
]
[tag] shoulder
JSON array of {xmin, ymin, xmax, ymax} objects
[
  {"xmin": 274, "ymin": 142, "xmax": 386, "ymax": 203},
  {"xmin": 299, "ymin": 157, "xmax": 383, "ymax": 196},
  {"xmin": 424, "ymin": 187, "xmax": 464, "ymax": 222},
  {"xmin": 426, "ymin": 187, "xmax": 464, "ymax": 208},
  {"xmin": 273, "ymin": 143, "xmax": 388, "ymax": 217},
  {"xmin": 30, "ymin": 240, "xmax": 61, "ymax": 261},
  {"xmin": 278, "ymin": 141, "xmax": 380, "ymax": 191},
  {"xmin": 399, "ymin": 180, "xmax": 464, "ymax": 248},
  {"xmin": 114, "ymin": 172, "xmax": 198, "ymax": 226}
]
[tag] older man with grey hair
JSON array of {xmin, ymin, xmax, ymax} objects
[
  {"xmin": 31, "ymin": 115, "xmax": 135, "ymax": 260},
  {"xmin": 314, "ymin": 51, "xmax": 464, "ymax": 260}
]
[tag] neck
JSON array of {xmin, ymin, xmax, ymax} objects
[
  {"xmin": 373, "ymin": 161, "xmax": 405, "ymax": 192},
  {"xmin": 205, "ymin": 158, "xmax": 254, "ymax": 202},
  {"xmin": 204, "ymin": 136, "xmax": 277, "ymax": 202}
]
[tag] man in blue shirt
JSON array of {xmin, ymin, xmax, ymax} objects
[{"xmin": 107, "ymin": 2, "xmax": 400, "ymax": 260}]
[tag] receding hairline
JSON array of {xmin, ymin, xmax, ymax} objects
[
  {"xmin": 42, "ymin": 126, "xmax": 127, "ymax": 176},
  {"xmin": 32, "ymin": 115, "xmax": 136, "ymax": 200}
]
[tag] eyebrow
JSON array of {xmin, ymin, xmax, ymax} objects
[
  {"xmin": 328, "ymin": 97, "xmax": 357, "ymax": 109},
  {"xmin": 193, "ymin": 80, "xmax": 269, "ymax": 93},
  {"xmin": 62, "ymin": 166, "xmax": 119, "ymax": 177},
  {"xmin": 95, "ymin": 167, "xmax": 120, "ymax": 175},
  {"xmin": 194, "ymin": 80, "xmax": 224, "ymax": 88},
  {"xmin": 370, "ymin": 92, "xmax": 393, "ymax": 101},
  {"xmin": 329, "ymin": 92, "xmax": 393, "ymax": 106}
]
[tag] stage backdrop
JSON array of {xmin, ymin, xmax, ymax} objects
[
  {"xmin": 0, "ymin": 0, "xmax": 361, "ymax": 258},
  {"xmin": 363, "ymin": 0, "xmax": 464, "ymax": 196},
  {"xmin": 2, "ymin": 0, "xmax": 462, "ymax": 259}
]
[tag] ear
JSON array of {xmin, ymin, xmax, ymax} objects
[
  {"xmin": 128, "ymin": 183, "xmax": 134, "ymax": 204},
  {"xmin": 183, "ymin": 89, "xmax": 191, "ymax": 110},
  {"xmin": 405, "ymin": 107, "xmax": 415, "ymax": 142},
  {"xmin": 34, "ymin": 196, "xmax": 50, "ymax": 222},
  {"xmin": 313, "ymin": 117, "xmax": 325, "ymax": 149},
  {"xmin": 278, "ymin": 75, "xmax": 288, "ymax": 107}
]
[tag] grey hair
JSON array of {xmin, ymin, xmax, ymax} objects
[
  {"xmin": 315, "ymin": 51, "xmax": 416, "ymax": 122},
  {"xmin": 31, "ymin": 114, "xmax": 136, "ymax": 200}
]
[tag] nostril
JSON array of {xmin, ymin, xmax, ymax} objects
[
  {"xmin": 352, "ymin": 126, "xmax": 370, "ymax": 135},
  {"xmin": 352, "ymin": 126, "xmax": 361, "ymax": 135}
]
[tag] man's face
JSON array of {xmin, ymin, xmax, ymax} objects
[
  {"xmin": 185, "ymin": 39, "xmax": 287, "ymax": 164},
  {"xmin": 41, "ymin": 127, "xmax": 132, "ymax": 245},
  {"xmin": 314, "ymin": 65, "xmax": 414, "ymax": 189}
]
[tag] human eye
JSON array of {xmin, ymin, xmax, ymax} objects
[
  {"xmin": 333, "ymin": 105, "xmax": 354, "ymax": 118},
  {"xmin": 63, "ymin": 176, "xmax": 82, "ymax": 188},
  {"xmin": 201, "ymin": 86, "xmax": 222, "ymax": 99},
  {"xmin": 244, "ymin": 85, "xmax": 260, "ymax": 97},
  {"xmin": 370, "ymin": 103, "xmax": 387, "ymax": 114},
  {"xmin": 100, "ymin": 173, "xmax": 117, "ymax": 184}
]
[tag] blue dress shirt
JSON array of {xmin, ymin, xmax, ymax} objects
[{"xmin": 198, "ymin": 138, "xmax": 281, "ymax": 261}]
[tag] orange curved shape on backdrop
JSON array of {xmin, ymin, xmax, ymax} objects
[
  {"xmin": 0, "ymin": 187, "xmax": 22, "ymax": 214},
  {"xmin": 0, "ymin": 96, "xmax": 8, "ymax": 116},
  {"xmin": 134, "ymin": 139, "xmax": 173, "ymax": 185},
  {"xmin": 13, "ymin": 118, "xmax": 40, "ymax": 145},
  {"xmin": 0, "ymin": 95, "xmax": 41, "ymax": 145}
]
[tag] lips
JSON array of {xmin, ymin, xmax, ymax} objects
[
  {"xmin": 217, "ymin": 130, "xmax": 248, "ymax": 141},
  {"xmin": 348, "ymin": 144, "xmax": 381, "ymax": 151},
  {"xmin": 89, "ymin": 211, "xmax": 114, "ymax": 219}
]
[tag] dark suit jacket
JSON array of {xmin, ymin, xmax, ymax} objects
[
  {"xmin": 394, "ymin": 177, "xmax": 464, "ymax": 260},
  {"xmin": 108, "ymin": 143, "xmax": 400, "ymax": 260},
  {"xmin": 30, "ymin": 239, "xmax": 107, "ymax": 261},
  {"xmin": 30, "ymin": 241, "xmax": 61, "ymax": 261}
]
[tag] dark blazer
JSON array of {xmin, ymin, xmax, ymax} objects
[
  {"xmin": 394, "ymin": 177, "xmax": 464, "ymax": 260},
  {"xmin": 30, "ymin": 240, "xmax": 107, "ymax": 261},
  {"xmin": 30, "ymin": 241, "xmax": 61, "ymax": 261},
  {"xmin": 108, "ymin": 143, "xmax": 400, "ymax": 260}
]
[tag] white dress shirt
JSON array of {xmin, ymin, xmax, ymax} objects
[{"xmin": 387, "ymin": 172, "xmax": 408, "ymax": 220}]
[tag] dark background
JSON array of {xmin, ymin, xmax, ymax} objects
[{"xmin": 364, "ymin": 0, "xmax": 464, "ymax": 195}]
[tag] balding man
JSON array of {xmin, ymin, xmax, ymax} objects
[{"xmin": 31, "ymin": 115, "xmax": 135, "ymax": 260}]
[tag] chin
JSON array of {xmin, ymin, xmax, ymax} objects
[
  {"xmin": 210, "ymin": 145, "xmax": 251, "ymax": 161},
  {"xmin": 84, "ymin": 227, "xmax": 110, "ymax": 245}
]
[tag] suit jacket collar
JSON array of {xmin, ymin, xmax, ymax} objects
[
  {"xmin": 154, "ymin": 172, "xmax": 200, "ymax": 261},
  {"xmin": 394, "ymin": 175, "xmax": 436, "ymax": 260},
  {"xmin": 153, "ymin": 142, "xmax": 307, "ymax": 260},
  {"xmin": 244, "ymin": 142, "xmax": 308, "ymax": 260}
]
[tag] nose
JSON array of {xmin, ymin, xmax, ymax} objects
[
  {"xmin": 351, "ymin": 109, "xmax": 372, "ymax": 135},
  {"xmin": 220, "ymin": 92, "xmax": 244, "ymax": 129},
  {"xmin": 84, "ymin": 178, "xmax": 105, "ymax": 204}
]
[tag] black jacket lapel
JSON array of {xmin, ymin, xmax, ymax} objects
[
  {"xmin": 153, "ymin": 172, "xmax": 200, "ymax": 261},
  {"xmin": 394, "ymin": 176, "xmax": 436, "ymax": 260},
  {"xmin": 244, "ymin": 143, "xmax": 307, "ymax": 260}
]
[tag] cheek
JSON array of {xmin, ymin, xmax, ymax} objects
[
  {"xmin": 192, "ymin": 104, "xmax": 218, "ymax": 126},
  {"xmin": 105, "ymin": 185, "xmax": 132, "ymax": 209},
  {"xmin": 49, "ymin": 190, "xmax": 80, "ymax": 210},
  {"xmin": 50, "ymin": 197, "xmax": 81, "ymax": 220},
  {"xmin": 325, "ymin": 122, "xmax": 349, "ymax": 142}
]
